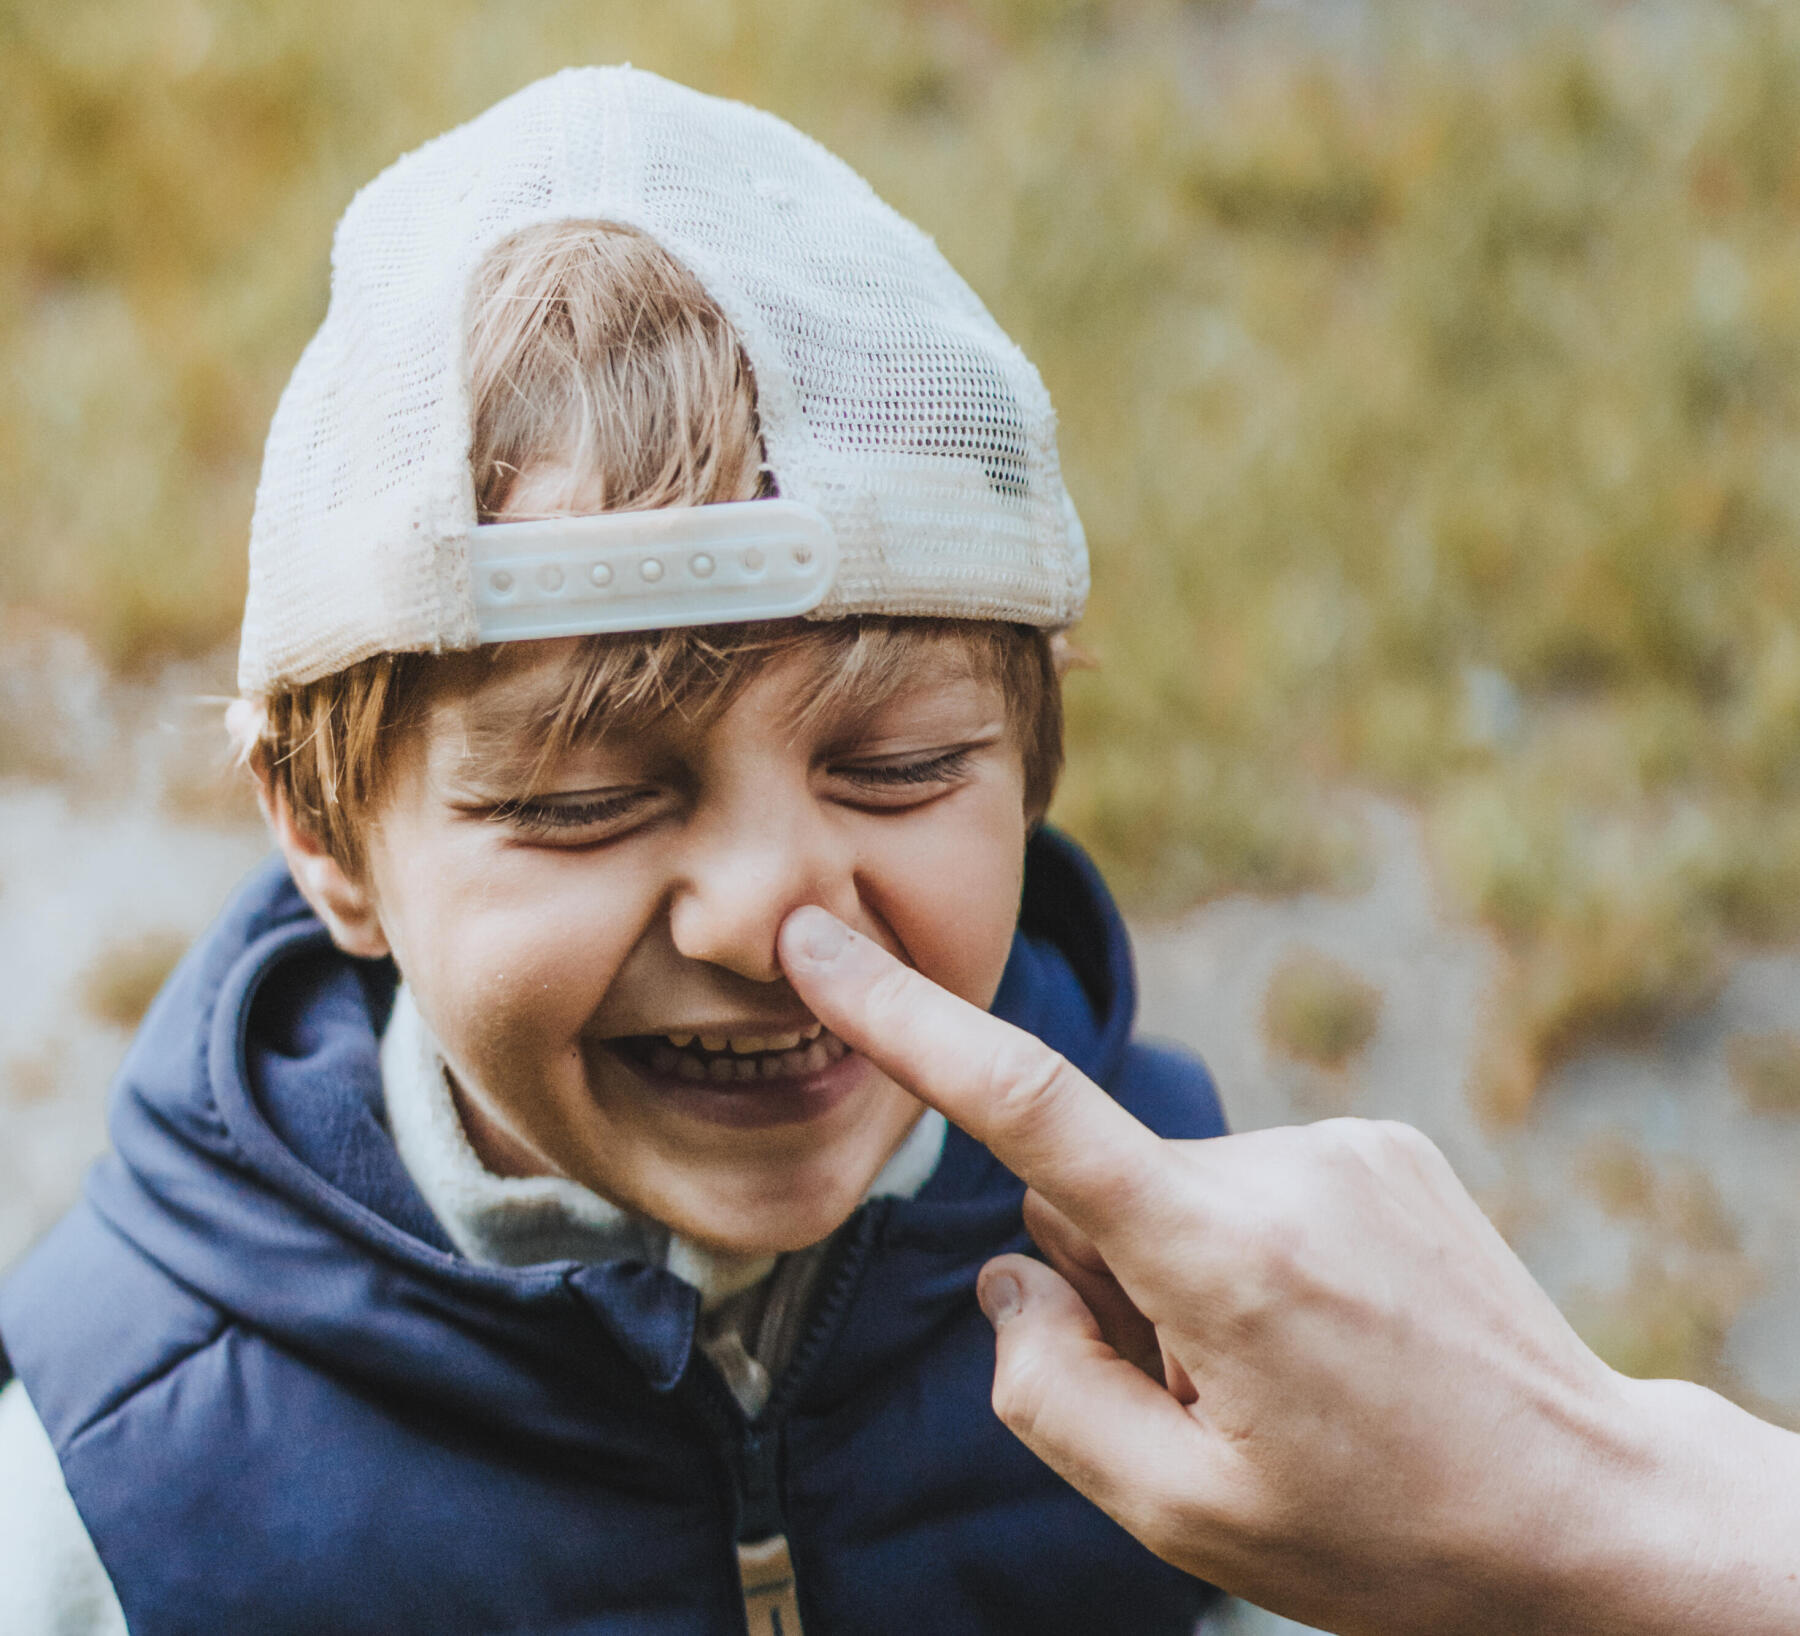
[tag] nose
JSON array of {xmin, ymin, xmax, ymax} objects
[{"xmin": 666, "ymin": 794, "xmax": 856, "ymax": 985}]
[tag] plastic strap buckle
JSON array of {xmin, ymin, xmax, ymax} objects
[{"xmin": 470, "ymin": 499, "xmax": 838, "ymax": 641}]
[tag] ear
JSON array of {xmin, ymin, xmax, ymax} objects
[{"xmin": 252, "ymin": 767, "xmax": 392, "ymax": 960}]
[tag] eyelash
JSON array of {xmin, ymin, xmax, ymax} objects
[
  {"xmin": 835, "ymin": 747, "xmax": 973, "ymax": 789},
  {"xmin": 497, "ymin": 790, "xmax": 653, "ymax": 836},
  {"xmin": 494, "ymin": 748, "xmax": 975, "ymax": 839}
]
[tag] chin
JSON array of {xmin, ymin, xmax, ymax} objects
[
  {"xmin": 686, "ymin": 1208, "xmax": 859, "ymax": 1259},
  {"xmin": 667, "ymin": 1179, "xmax": 868, "ymax": 1259}
]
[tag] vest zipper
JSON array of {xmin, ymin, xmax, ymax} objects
[
  {"xmin": 735, "ymin": 1423, "xmax": 803, "ymax": 1636},
  {"xmin": 682, "ymin": 1356, "xmax": 805, "ymax": 1636},
  {"xmin": 684, "ymin": 1204, "xmax": 888, "ymax": 1636}
]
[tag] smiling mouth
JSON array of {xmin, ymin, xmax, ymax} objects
[{"xmin": 614, "ymin": 1024, "xmax": 851, "ymax": 1085}]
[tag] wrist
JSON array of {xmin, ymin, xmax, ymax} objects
[{"xmin": 1547, "ymin": 1373, "xmax": 1800, "ymax": 1634}]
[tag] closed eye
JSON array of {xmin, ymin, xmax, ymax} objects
[
  {"xmin": 829, "ymin": 746, "xmax": 975, "ymax": 805},
  {"xmin": 486, "ymin": 787, "xmax": 666, "ymax": 842}
]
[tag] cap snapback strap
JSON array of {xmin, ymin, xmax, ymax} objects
[{"xmin": 470, "ymin": 499, "xmax": 838, "ymax": 641}]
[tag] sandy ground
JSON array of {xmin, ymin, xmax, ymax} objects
[{"xmin": 2, "ymin": 638, "xmax": 1795, "ymax": 1636}]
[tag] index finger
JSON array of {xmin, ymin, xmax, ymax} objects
[{"xmin": 779, "ymin": 905, "xmax": 1168, "ymax": 1235}]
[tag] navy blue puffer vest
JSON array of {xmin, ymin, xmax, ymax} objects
[{"xmin": 0, "ymin": 829, "xmax": 1226, "ymax": 1635}]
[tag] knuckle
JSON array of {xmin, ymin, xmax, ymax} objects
[
  {"xmin": 860, "ymin": 959, "xmax": 917, "ymax": 1032},
  {"xmin": 1311, "ymin": 1116, "xmax": 1408, "ymax": 1182},
  {"xmin": 1371, "ymin": 1117, "xmax": 1427, "ymax": 1155},
  {"xmin": 980, "ymin": 1039, "xmax": 1145, "ymax": 1212},
  {"xmin": 1309, "ymin": 1115, "xmax": 1369, "ymax": 1158},
  {"xmin": 990, "ymin": 1343, "xmax": 1054, "ymax": 1443},
  {"xmin": 1237, "ymin": 1215, "xmax": 1312, "ymax": 1311},
  {"xmin": 980, "ymin": 1033, "xmax": 1080, "ymax": 1145},
  {"xmin": 1220, "ymin": 1185, "xmax": 1338, "ymax": 1332},
  {"xmin": 1339, "ymin": 1117, "xmax": 1446, "ymax": 1188},
  {"xmin": 1380, "ymin": 1118, "xmax": 1445, "ymax": 1171}
]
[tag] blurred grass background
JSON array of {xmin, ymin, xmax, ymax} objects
[{"xmin": 3, "ymin": 0, "xmax": 1798, "ymax": 1109}]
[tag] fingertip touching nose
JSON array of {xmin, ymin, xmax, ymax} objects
[{"xmin": 667, "ymin": 825, "xmax": 859, "ymax": 985}]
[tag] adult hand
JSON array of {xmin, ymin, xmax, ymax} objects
[{"xmin": 779, "ymin": 906, "xmax": 1800, "ymax": 1636}]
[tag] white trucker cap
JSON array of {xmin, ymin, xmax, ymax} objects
[{"xmin": 239, "ymin": 66, "xmax": 1088, "ymax": 695}]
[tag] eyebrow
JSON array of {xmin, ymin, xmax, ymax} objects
[
  {"xmin": 779, "ymin": 640, "xmax": 988, "ymax": 741},
  {"xmin": 435, "ymin": 626, "xmax": 999, "ymax": 785},
  {"xmin": 436, "ymin": 682, "xmax": 614, "ymax": 786}
]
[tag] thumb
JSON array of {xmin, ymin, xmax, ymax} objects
[{"xmin": 978, "ymin": 1254, "xmax": 1229, "ymax": 1577}]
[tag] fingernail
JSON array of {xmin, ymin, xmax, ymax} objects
[
  {"xmin": 979, "ymin": 1271, "xmax": 1023, "ymax": 1329},
  {"xmin": 785, "ymin": 906, "xmax": 851, "ymax": 966}
]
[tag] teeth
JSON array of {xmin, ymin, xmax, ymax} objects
[
  {"xmin": 640, "ymin": 1028, "xmax": 850, "ymax": 1084},
  {"xmin": 650, "ymin": 1026, "xmax": 837, "ymax": 1067}
]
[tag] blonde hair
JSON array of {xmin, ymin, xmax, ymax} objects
[
  {"xmin": 466, "ymin": 221, "xmax": 770, "ymax": 519},
  {"xmin": 257, "ymin": 222, "xmax": 1061, "ymax": 870}
]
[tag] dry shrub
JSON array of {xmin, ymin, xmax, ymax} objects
[
  {"xmin": 1470, "ymin": 1018, "xmax": 1539, "ymax": 1129},
  {"xmin": 1262, "ymin": 948, "xmax": 1382, "ymax": 1071},
  {"xmin": 1576, "ymin": 1131, "xmax": 1657, "ymax": 1221},
  {"xmin": 5, "ymin": 1043, "xmax": 62, "ymax": 1105},
  {"xmin": 1728, "ymin": 1031, "xmax": 1800, "ymax": 1116},
  {"xmin": 1572, "ymin": 1258, "xmax": 1746, "ymax": 1389},
  {"xmin": 80, "ymin": 930, "xmax": 189, "ymax": 1029},
  {"xmin": 1516, "ymin": 916, "xmax": 1727, "ymax": 1077},
  {"xmin": 1566, "ymin": 1157, "xmax": 1757, "ymax": 1389}
]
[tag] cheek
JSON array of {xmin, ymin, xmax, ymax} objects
[
  {"xmin": 371, "ymin": 835, "xmax": 649, "ymax": 1074},
  {"xmin": 862, "ymin": 791, "xmax": 1027, "ymax": 1009}
]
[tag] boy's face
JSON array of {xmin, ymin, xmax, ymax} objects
[{"xmin": 349, "ymin": 632, "xmax": 1028, "ymax": 1255}]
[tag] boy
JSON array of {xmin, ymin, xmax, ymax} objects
[{"xmin": 0, "ymin": 68, "xmax": 1227, "ymax": 1635}]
